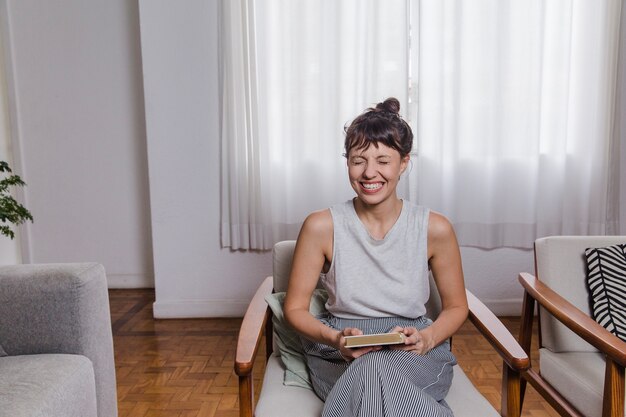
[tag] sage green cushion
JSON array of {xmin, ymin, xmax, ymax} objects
[{"xmin": 265, "ymin": 289, "xmax": 328, "ymax": 389}]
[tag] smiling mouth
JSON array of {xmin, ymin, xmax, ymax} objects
[{"xmin": 360, "ymin": 182, "xmax": 383, "ymax": 192}]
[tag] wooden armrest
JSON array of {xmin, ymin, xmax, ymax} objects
[
  {"xmin": 234, "ymin": 276, "xmax": 273, "ymax": 376},
  {"xmin": 519, "ymin": 272, "xmax": 626, "ymax": 367},
  {"xmin": 466, "ymin": 289, "xmax": 530, "ymax": 371}
]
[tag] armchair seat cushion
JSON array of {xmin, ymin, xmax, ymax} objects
[
  {"xmin": 255, "ymin": 354, "xmax": 500, "ymax": 417},
  {"xmin": 0, "ymin": 354, "xmax": 97, "ymax": 417},
  {"xmin": 540, "ymin": 349, "xmax": 614, "ymax": 417},
  {"xmin": 446, "ymin": 365, "xmax": 501, "ymax": 416},
  {"xmin": 256, "ymin": 355, "xmax": 323, "ymax": 417}
]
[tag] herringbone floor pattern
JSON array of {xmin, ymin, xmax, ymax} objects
[{"xmin": 111, "ymin": 289, "xmax": 559, "ymax": 417}]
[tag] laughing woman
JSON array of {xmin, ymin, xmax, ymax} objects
[{"xmin": 283, "ymin": 98, "xmax": 468, "ymax": 417}]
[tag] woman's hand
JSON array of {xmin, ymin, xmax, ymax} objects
[
  {"xmin": 389, "ymin": 326, "xmax": 435, "ymax": 355},
  {"xmin": 336, "ymin": 327, "xmax": 382, "ymax": 362}
]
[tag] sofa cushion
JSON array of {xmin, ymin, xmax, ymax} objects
[
  {"xmin": 265, "ymin": 289, "xmax": 328, "ymax": 388},
  {"xmin": 585, "ymin": 243, "xmax": 626, "ymax": 341},
  {"xmin": 255, "ymin": 354, "xmax": 500, "ymax": 417},
  {"xmin": 0, "ymin": 354, "xmax": 97, "ymax": 417},
  {"xmin": 540, "ymin": 349, "xmax": 608, "ymax": 417}
]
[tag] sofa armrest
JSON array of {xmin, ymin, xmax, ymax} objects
[
  {"xmin": 466, "ymin": 289, "xmax": 530, "ymax": 371},
  {"xmin": 519, "ymin": 272, "xmax": 626, "ymax": 367},
  {"xmin": 0, "ymin": 262, "xmax": 118, "ymax": 417}
]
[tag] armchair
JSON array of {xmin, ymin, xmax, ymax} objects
[
  {"xmin": 235, "ymin": 240, "xmax": 530, "ymax": 417},
  {"xmin": 0, "ymin": 263, "xmax": 118, "ymax": 417},
  {"xmin": 518, "ymin": 236, "xmax": 626, "ymax": 417}
]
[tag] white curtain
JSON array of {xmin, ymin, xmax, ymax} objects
[
  {"xmin": 219, "ymin": 0, "xmax": 267, "ymax": 250},
  {"xmin": 220, "ymin": 0, "xmax": 411, "ymax": 250},
  {"xmin": 220, "ymin": 0, "xmax": 623, "ymax": 250},
  {"xmin": 410, "ymin": 0, "xmax": 622, "ymax": 248}
]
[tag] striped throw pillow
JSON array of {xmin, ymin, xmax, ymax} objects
[{"xmin": 585, "ymin": 243, "xmax": 626, "ymax": 341}]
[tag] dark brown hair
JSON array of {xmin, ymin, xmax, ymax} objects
[{"xmin": 344, "ymin": 97, "xmax": 413, "ymax": 158}]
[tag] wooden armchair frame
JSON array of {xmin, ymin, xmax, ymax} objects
[
  {"xmin": 235, "ymin": 275, "xmax": 530, "ymax": 417},
  {"xmin": 518, "ymin": 272, "xmax": 626, "ymax": 417}
]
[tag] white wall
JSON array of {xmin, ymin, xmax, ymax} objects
[
  {"xmin": 2, "ymin": 0, "xmax": 154, "ymax": 287},
  {"xmin": 0, "ymin": 2, "xmax": 20, "ymax": 265},
  {"xmin": 139, "ymin": 0, "xmax": 272, "ymax": 318}
]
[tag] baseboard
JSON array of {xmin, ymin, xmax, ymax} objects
[
  {"xmin": 107, "ymin": 273, "xmax": 154, "ymax": 289},
  {"xmin": 152, "ymin": 299, "xmax": 250, "ymax": 318},
  {"xmin": 483, "ymin": 298, "xmax": 524, "ymax": 317}
]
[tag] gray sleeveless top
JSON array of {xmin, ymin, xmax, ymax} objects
[{"xmin": 320, "ymin": 199, "xmax": 430, "ymax": 319}]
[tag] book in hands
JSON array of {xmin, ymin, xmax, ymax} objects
[{"xmin": 344, "ymin": 332, "xmax": 406, "ymax": 348}]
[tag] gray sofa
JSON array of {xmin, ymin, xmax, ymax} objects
[{"xmin": 0, "ymin": 263, "xmax": 118, "ymax": 417}]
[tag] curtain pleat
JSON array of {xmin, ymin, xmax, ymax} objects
[{"xmin": 219, "ymin": 0, "xmax": 271, "ymax": 250}]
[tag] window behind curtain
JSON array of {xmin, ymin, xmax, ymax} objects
[
  {"xmin": 220, "ymin": 0, "xmax": 622, "ymax": 250},
  {"xmin": 220, "ymin": 0, "xmax": 410, "ymax": 250},
  {"xmin": 409, "ymin": 0, "xmax": 622, "ymax": 248}
]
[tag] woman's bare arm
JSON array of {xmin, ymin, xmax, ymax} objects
[
  {"xmin": 284, "ymin": 210, "xmax": 340, "ymax": 346},
  {"xmin": 423, "ymin": 212, "xmax": 468, "ymax": 349}
]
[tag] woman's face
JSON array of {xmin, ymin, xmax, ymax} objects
[{"xmin": 347, "ymin": 142, "xmax": 409, "ymax": 206}]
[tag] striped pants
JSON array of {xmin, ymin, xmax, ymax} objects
[{"xmin": 301, "ymin": 315, "xmax": 456, "ymax": 417}]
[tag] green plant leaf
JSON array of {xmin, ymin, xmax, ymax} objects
[
  {"xmin": 0, "ymin": 225, "xmax": 15, "ymax": 239},
  {"xmin": 0, "ymin": 160, "xmax": 33, "ymax": 240},
  {"xmin": 0, "ymin": 161, "xmax": 11, "ymax": 173}
]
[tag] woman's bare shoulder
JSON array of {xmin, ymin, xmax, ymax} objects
[
  {"xmin": 300, "ymin": 208, "xmax": 333, "ymax": 240},
  {"xmin": 427, "ymin": 210, "xmax": 461, "ymax": 265},
  {"xmin": 427, "ymin": 210, "xmax": 457, "ymax": 242},
  {"xmin": 293, "ymin": 209, "xmax": 333, "ymax": 265}
]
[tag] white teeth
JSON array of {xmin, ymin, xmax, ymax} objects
[{"xmin": 362, "ymin": 183, "xmax": 382, "ymax": 190}]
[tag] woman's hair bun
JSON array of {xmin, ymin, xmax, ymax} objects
[
  {"xmin": 375, "ymin": 97, "xmax": 401, "ymax": 115},
  {"xmin": 344, "ymin": 96, "xmax": 413, "ymax": 158}
]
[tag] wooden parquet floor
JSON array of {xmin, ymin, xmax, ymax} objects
[{"xmin": 110, "ymin": 289, "xmax": 559, "ymax": 417}]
